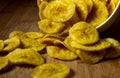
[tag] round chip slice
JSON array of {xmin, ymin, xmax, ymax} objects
[
  {"xmin": 0, "ymin": 40, "xmax": 4, "ymax": 51},
  {"xmin": 76, "ymin": 49, "xmax": 105, "ymax": 64},
  {"xmin": 46, "ymin": 46, "xmax": 78, "ymax": 60},
  {"xmin": 69, "ymin": 21, "xmax": 99, "ymax": 45},
  {"xmin": 0, "ymin": 56, "xmax": 9, "ymax": 70},
  {"xmin": 87, "ymin": 0, "xmax": 109, "ymax": 27},
  {"xmin": 71, "ymin": 39, "xmax": 111, "ymax": 51},
  {"xmin": 9, "ymin": 30, "xmax": 24, "ymax": 38},
  {"xmin": 38, "ymin": 19, "xmax": 65, "ymax": 34},
  {"xmin": 43, "ymin": 0, "xmax": 75, "ymax": 22},
  {"xmin": 32, "ymin": 62, "xmax": 70, "ymax": 78},
  {"xmin": 84, "ymin": 0, "xmax": 93, "ymax": 13},
  {"xmin": 7, "ymin": 48, "xmax": 44, "ymax": 65}
]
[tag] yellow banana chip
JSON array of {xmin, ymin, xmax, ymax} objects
[
  {"xmin": 39, "ymin": 1, "xmax": 48, "ymax": 19},
  {"xmin": 76, "ymin": 49, "xmax": 105, "ymax": 64},
  {"xmin": 3, "ymin": 37, "xmax": 20, "ymax": 51},
  {"xmin": 43, "ymin": 0, "xmax": 75, "ymax": 22},
  {"xmin": 71, "ymin": 39, "xmax": 111, "ymax": 51},
  {"xmin": 37, "ymin": 0, "xmax": 41, "ymax": 7},
  {"xmin": 25, "ymin": 32, "xmax": 44, "ymax": 39},
  {"xmin": 99, "ymin": 0, "xmax": 108, "ymax": 5},
  {"xmin": 87, "ymin": 0, "xmax": 109, "ymax": 27},
  {"xmin": 84, "ymin": 0, "xmax": 93, "ymax": 13},
  {"xmin": 7, "ymin": 48, "xmax": 44, "ymax": 65},
  {"xmin": 104, "ymin": 38, "xmax": 120, "ymax": 58},
  {"xmin": 38, "ymin": 19, "xmax": 65, "ymax": 34},
  {"xmin": 9, "ymin": 30, "xmax": 24, "ymax": 38},
  {"xmin": 46, "ymin": 46, "xmax": 78, "ymax": 60},
  {"xmin": 69, "ymin": 21, "xmax": 99, "ymax": 45},
  {"xmin": 0, "ymin": 56, "xmax": 9, "ymax": 70},
  {"xmin": 32, "ymin": 62, "xmax": 70, "ymax": 78},
  {"xmin": 0, "ymin": 40, "xmax": 4, "ymax": 51},
  {"xmin": 20, "ymin": 34, "xmax": 46, "ymax": 51}
]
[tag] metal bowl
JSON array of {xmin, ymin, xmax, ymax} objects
[{"xmin": 96, "ymin": 0, "xmax": 120, "ymax": 32}]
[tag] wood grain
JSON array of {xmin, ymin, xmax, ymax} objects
[{"xmin": 0, "ymin": 0, "xmax": 120, "ymax": 78}]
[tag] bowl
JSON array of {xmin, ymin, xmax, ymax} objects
[{"xmin": 96, "ymin": 0, "xmax": 120, "ymax": 32}]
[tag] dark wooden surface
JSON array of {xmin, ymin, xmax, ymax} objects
[{"xmin": 0, "ymin": 0, "xmax": 120, "ymax": 78}]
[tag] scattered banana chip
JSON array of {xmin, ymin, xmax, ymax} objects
[
  {"xmin": 43, "ymin": 0, "xmax": 75, "ymax": 22},
  {"xmin": 32, "ymin": 62, "xmax": 70, "ymax": 78},
  {"xmin": 7, "ymin": 48, "xmax": 44, "ymax": 65},
  {"xmin": 87, "ymin": 0, "xmax": 109, "ymax": 27},
  {"xmin": 69, "ymin": 21, "xmax": 99, "ymax": 45},
  {"xmin": 38, "ymin": 19, "xmax": 65, "ymax": 34},
  {"xmin": 3, "ymin": 36, "xmax": 20, "ymax": 51},
  {"xmin": 20, "ymin": 34, "xmax": 46, "ymax": 51},
  {"xmin": 0, "ymin": 56, "xmax": 9, "ymax": 70},
  {"xmin": 71, "ymin": 39, "xmax": 111, "ymax": 51},
  {"xmin": 25, "ymin": 32, "xmax": 44, "ymax": 39},
  {"xmin": 84, "ymin": 0, "xmax": 93, "ymax": 13},
  {"xmin": 46, "ymin": 46, "xmax": 78, "ymax": 60},
  {"xmin": 0, "ymin": 40, "xmax": 4, "ymax": 51},
  {"xmin": 9, "ymin": 30, "xmax": 24, "ymax": 38},
  {"xmin": 76, "ymin": 50, "xmax": 105, "ymax": 64}
]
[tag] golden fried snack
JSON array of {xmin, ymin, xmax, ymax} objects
[
  {"xmin": 71, "ymin": 39, "xmax": 111, "ymax": 51},
  {"xmin": 46, "ymin": 46, "xmax": 78, "ymax": 60},
  {"xmin": 38, "ymin": 19, "xmax": 65, "ymax": 34},
  {"xmin": 84, "ymin": 0, "xmax": 93, "ymax": 13},
  {"xmin": 107, "ymin": 0, "xmax": 119, "ymax": 15},
  {"xmin": 20, "ymin": 34, "xmax": 46, "ymax": 51},
  {"xmin": 39, "ymin": 1, "xmax": 48, "ymax": 19},
  {"xmin": 87, "ymin": 0, "xmax": 109, "ymax": 27},
  {"xmin": 37, "ymin": 0, "xmax": 41, "ymax": 7},
  {"xmin": 104, "ymin": 38, "xmax": 120, "ymax": 58},
  {"xmin": 43, "ymin": 0, "xmax": 75, "ymax": 22},
  {"xmin": 7, "ymin": 48, "xmax": 44, "ymax": 65},
  {"xmin": 76, "ymin": 49, "xmax": 105, "ymax": 64},
  {"xmin": 25, "ymin": 32, "xmax": 44, "ymax": 39},
  {"xmin": 70, "ymin": 0, "xmax": 88, "ymax": 21},
  {"xmin": 0, "ymin": 56, "xmax": 9, "ymax": 70},
  {"xmin": 99, "ymin": 0, "xmax": 108, "ymax": 5},
  {"xmin": 0, "ymin": 40, "xmax": 4, "ymax": 51},
  {"xmin": 3, "ymin": 37, "xmax": 20, "ymax": 51},
  {"xmin": 9, "ymin": 30, "xmax": 24, "ymax": 38},
  {"xmin": 32, "ymin": 62, "xmax": 70, "ymax": 78},
  {"xmin": 69, "ymin": 21, "xmax": 99, "ymax": 45}
]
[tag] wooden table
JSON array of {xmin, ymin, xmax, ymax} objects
[{"xmin": 0, "ymin": 0, "xmax": 120, "ymax": 78}]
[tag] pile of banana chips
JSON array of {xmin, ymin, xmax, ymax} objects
[{"xmin": 0, "ymin": 0, "xmax": 119, "ymax": 78}]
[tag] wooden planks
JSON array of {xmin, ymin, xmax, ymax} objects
[{"xmin": 0, "ymin": 0, "xmax": 120, "ymax": 78}]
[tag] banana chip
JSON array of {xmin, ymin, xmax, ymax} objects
[
  {"xmin": 39, "ymin": 1, "xmax": 48, "ymax": 19},
  {"xmin": 20, "ymin": 34, "xmax": 46, "ymax": 51},
  {"xmin": 84, "ymin": 0, "xmax": 93, "ymax": 13},
  {"xmin": 3, "ymin": 37, "xmax": 20, "ymax": 51},
  {"xmin": 69, "ymin": 21, "xmax": 99, "ymax": 45},
  {"xmin": 7, "ymin": 48, "xmax": 44, "ymax": 65},
  {"xmin": 104, "ymin": 38, "xmax": 120, "ymax": 58},
  {"xmin": 43, "ymin": 0, "xmax": 75, "ymax": 22},
  {"xmin": 0, "ymin": 56, "xmax": 9, "ymax": 70},
  {"xmin": 0, "ymin": 40, "xmax": 4, "ymax": 51},
  {"xmin": 25, "ymin": 32, "xmax": 44, "ymax": 39},
  {"xmin": 70, "ymin": 0, "xmax": 88, "ymax": 21},
  {"xmin": 9, "ymin": 30, "xmax": 24, "ymax": 38},
  {"xmin": 46, "ymin": 46, "xmax": 78, "ymax": 60},
  {"xmin": 76, "ymin": 50, "xmax": 105, "ymax": 64},
  {"xmin": 32, "ymin": 63, "xmax": 70, "ymax": 78},
  {"xmin": 38, "ymin": 19, "xmax": 65, "ymax": 34},
  {"xmin": 71, "ymin": 39, "xmax": 111, "ymax": 51},
  {"xmin": 87, "ymin": 0, "xmax": 109, "ymax": 27}
]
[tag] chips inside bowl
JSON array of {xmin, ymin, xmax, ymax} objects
[{"xmin": 96, "ymin": 0, "xmax": 120, "ymax": 32}]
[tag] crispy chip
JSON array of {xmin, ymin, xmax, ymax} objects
[
  {"xmin": 43, "ymin": 0, "xmax": 75, "ymax": 22},
  {"xmin": 0, "ymin": 56, "xmax": 9, "ymax": 70},
  {"xmin": 69, "ymin": 21, "xmax": 99, "ymax": 45},
  {"xmin": 7, "ymin": 48, "xmax": 44, "ymax": 65},
  {"xmin": 3, "ymin": 37, "xmax": 20, "ymax": 51},
  {"xmin": 46, "ymin": 46, "xmax": 78, "ymax": 60},
  {"xmin": 38, "ymin": 19, "xmax": 65, "ymax": 34},
  {"xmin": 0, "ymin": 40, "xmax": 4, "ymax": 51},
  {"xmin": 9, "ymin": 30, "xmax": 24, "ymax": 38},
  {"xmin": 32, "ymin": 63, "xmax": 70, "ymax": 78}
]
